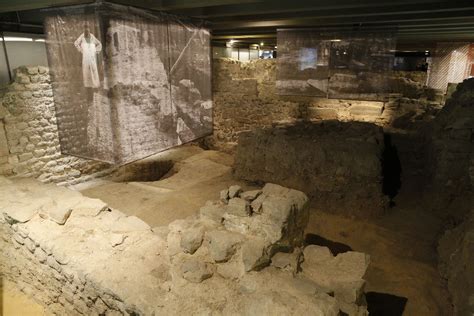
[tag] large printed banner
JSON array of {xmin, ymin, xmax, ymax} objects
[
  {"xmin": 427, "ymin": 42, "xmax": 472, "ymax": 92},
  {"xmin": 44, "ymin": 3, "xmax": 212, "ymax": 164},
  {"xmin": 277, "ymin": 28, "xmax": 396, "ymax": 101}
]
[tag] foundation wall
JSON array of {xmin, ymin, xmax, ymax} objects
[
  {"xmin": 0, "ymin": 66, "xmax": 115, "ymax": 184},
  {"xmin": 234, "ymin": 121, "xmax": 387, "ymax": 218},
  {"xmin": 207, "ymin": 58, "xmax": 442, "ymax": 152}
]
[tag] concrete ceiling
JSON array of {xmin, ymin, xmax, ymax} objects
[{"xmin": 0, "ymin": 0, "xmax": 473, "ymax": 48}]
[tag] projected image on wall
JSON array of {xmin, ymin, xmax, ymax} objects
[
  {"xmin": 277, "ymin": 30, "xmax": 331, "ymax": 96},
  {"xmin": 277, "ymin": 28, "xmax": 396, "ymax": 101},
  {"xmin": 299, "ymin": 48, "xmax": 318, "ymax": 71}
]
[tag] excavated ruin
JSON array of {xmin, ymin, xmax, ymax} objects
[
  {"xmin": 0, "ymin": 178, "xmax": 371, "ymax": 315},
  {"xmin": 0, "ymin": 61, "xmax": 472, "ymax": 316}
]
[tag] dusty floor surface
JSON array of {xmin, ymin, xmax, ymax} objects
[
  {"xmin": 1, "ymin": 279, "xmax": 46, "ymax": 315},
  {"xmin": 80, "ymin": 145, "xmax": 258, "ymax": 227},
  {"xmin": 306, "ymin": 177, "xmax": 453, "ymax": 316},
  {"xmin": 5, "ymin": 145, "xmax": 452, "ymax": 315}
]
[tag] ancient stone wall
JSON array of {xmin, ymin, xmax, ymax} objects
[
  {"xmin": 207, "ymin": 58, "xmax": 442, "ymax": 152},
  {"xmin": 429, "ymin": 78, "xmax": 474, "ymax": 219},
  {"xmin": 0, "ymin": 177, "xmax": 370, "ymax": 315},
  {"xmin": 234, "ymin": 121, "xmax": 387, "ymax": 218},
  {"xmin": 0, "ymin": 66, "xmax": 115, "ymax": 185}
]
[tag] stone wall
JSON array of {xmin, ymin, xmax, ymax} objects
[
  {"xmin": 0, "ymin": 177, "xmax": 370, "ymax": 315},
  {"xmin": 429, "ymin": 78, "xmax": 474, "ymax": 219},
  {"xmin": 206, "ymin": 58, "xmax": 442, "ymax": 152},
  {"xmin": 234, "ymin": 121, "xmax": 387, "ymax": 218},
  {"xmin": 0, "ymin": 66, "xmax": 115, "ymax": 185}
]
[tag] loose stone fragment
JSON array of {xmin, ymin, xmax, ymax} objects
[
  {"xmin": 181, "ymin": 258, "xmax": 213, "ymax": 283},
  {"xmin": 225, "ymin": 198, "xmax": 250, "ymax": 217},
  {"xmin": 207, "ymin": 230, "xmax": 244, "ymax": 262},
  {"xmin": 240, "ymin": 190, "xmax": 262, "ymax": 202},
  {"xmin": 241, "ymin": 237, "xmax": 270, "ymax": 271},
  {"xmin": 109, "ymin": 234, "xmax": 127, "ymax": 247},
  {"xmin": 228, "ymin": 185, "xmax": 242, "ymax": 198},
  {"xmin": 271, "ymin": 250, "xmax": 301, "ymax": 273},
  {"xmin": 199, "ymin": 201, "xmax": 225, "ymax": 222},
  {"xmin": 220, "ymin": 189, "xmax": 229, "ymax": 203},
  {"xmin": 180, "ymin": 226, "xmax": 205, "ymax": 254}
]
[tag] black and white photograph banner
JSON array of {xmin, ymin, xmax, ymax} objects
[{"xmin": 44, "ymin": 3, "xmax": 212, "ymax": 165}]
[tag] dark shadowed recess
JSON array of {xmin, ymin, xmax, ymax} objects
[
  {"xmin": 381, "ymin": 133, "xmax": 402, "ymax": 207},
  {"xmin": 108, "ymin": 160, "xmax": 174, "ymax": 182},
  {"xmin": 366, "ymin": 292, "xmax": 408, "ymax": 316},
  {"xmin": 304, "ymin": 233, "xmax": 353, "ymax": 255}
]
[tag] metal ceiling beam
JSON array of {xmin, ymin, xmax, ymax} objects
[
  {"xmin": 170, "ymin": 0, "xmax": 464, "ymax": 18},
  {"xmin": 206, "ymin": 2, "xmax": 474, "ymax": 23},
  {"xmin": 0, "ymin": 0, "xmax": 93, "ymax": 13},
  {"xmin": 153, "ymin": 0, "xmax": 262, "ymax": 10},
  {"xmin": 210, "ymin": 9, "xmax": 474, "ymax": 30}
]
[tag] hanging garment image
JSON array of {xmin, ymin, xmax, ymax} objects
[{"xmin": 74, "ymin": 32, "xmax": 102, "ymax": 88}]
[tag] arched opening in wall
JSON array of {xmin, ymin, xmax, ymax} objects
[
  {"xmin": 381, "ymin": 134, "xmax": 402, "ymax": 207},
  {"xmin": 109, "ymin": 159, "xmax": 174, "ymax": 182}
]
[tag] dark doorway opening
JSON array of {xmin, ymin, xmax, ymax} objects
[{"xmin": 382, "ymin": 134, "xmax": 402, "ymax": 207}]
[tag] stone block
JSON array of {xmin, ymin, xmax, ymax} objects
[
  {"xmin": 240, "ymin": 190, "xmax": 262, "ymax": 202},
  {"xmin": 180, "ymin": 258, "xmax": 213, "ymax": 283},
  {"xmin": 308, "ymin": 107, "xmax": 339, "ymax": 120},
  {"xmin": 180, "ymin": 225, "xmax": 205, "ymax": 254},
  {"xmin": 228, "ymin": 185, "xmax": 242, "ymax": 198},
  {"xmin": 225, "ymin": 197, "xmax": 250, "ymax": 217},
  {"xmin": 0, "ymin": 122, "xmax": 8, "ymax": 157},
  {"xmin": 349, "ymin": 104, "xmax": 384, "ymax": 117},
  {"xmin": 207, "ymin": 230, "xmax": 244, "ymax": 262}
]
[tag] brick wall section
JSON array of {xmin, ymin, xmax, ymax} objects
[
  {"xmin": 206, "ymin": 58, "xmax": 442, "ymax": 152},
  {"xmin": 0, "ymin": 66, "xmax": 115, "ymax": 185}
]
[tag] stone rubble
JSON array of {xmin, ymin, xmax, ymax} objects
[{"xmin": 0, "ymin": 177, "xmax": 371, "ymax": 315}]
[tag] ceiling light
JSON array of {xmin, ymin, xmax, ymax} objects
[
  {"xmin": 0, "ymin": 37, "xmax": 33, "ymax": 42},
  {"xmin": 331, "ymin": 39, "xmax": 341, "ymax": 42},
  {"xmin": 274, "ymin": 46, "xmax": 277, "ymax": 49},
  {"xmin": 35, "ymin": 39, "xmax": 45, "ymax": 42},
  {"xmin": 260, "ymin": 42, "xmax": 264, "ymax": 46}
]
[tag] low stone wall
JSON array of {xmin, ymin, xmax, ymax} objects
[
  {"xmin": 234, "ymin": 121, "xmax": 387, "ymax": 218},
  {"xmin": 0, "ymin": 66, "xmax": 115, "ymax": 185},
  {"xmin": 0, "ymin": 177, "xmax": 371, "ymax": 315},
  {"xmin": 207, "ymin": 58, "xmax": 442, "ymax": 152}
]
